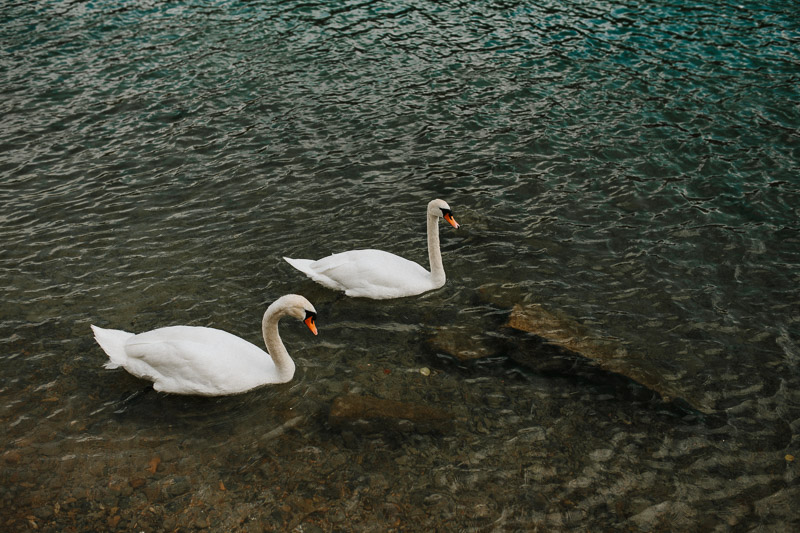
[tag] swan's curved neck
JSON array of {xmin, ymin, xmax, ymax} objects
[
  {"xmin": 262, "ymin": 308, "xmax": 296, "ymax": 383},
  {"xmin": 427, "ymin": 213, "xmax": 445, "ymax": 286}
]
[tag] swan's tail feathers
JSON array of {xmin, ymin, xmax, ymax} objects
[
  {"xmin": 283, "ymin": 256, "xmax": 314, "ymax": 276},
  {"xmin": 91, "ymin": 325, "xmax": 134, "ymax": 369}
]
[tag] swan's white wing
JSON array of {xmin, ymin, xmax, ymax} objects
[
  {"xmin": 124, "ymin": 326, "xmax": 275, "ymax": 395},
  {"xmin": 306, "ymin": 249, "xmax": 434, "ymax": 299}
]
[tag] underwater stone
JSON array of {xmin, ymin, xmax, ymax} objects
[
  {"xmin": 329, "ymin": 394, "xmax": 454, "ymax": 434},
  {"xmin": 506, "ymin": 303, "xmax": 712, "ymax": 413}
]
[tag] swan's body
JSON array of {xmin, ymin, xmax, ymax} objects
[
  {"xmin": 284, "ymin": 199, "xmax": 459, "ymax": 300},
  {"xmin": 91, "ymin": 294, "xmax": 317, "ymax": 396}
]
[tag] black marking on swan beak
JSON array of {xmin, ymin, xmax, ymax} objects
[
  {"xmin": 440, "ymin": 208, "xmax": 460, "ymax": 228},
  {"xmin": 304, "ymin": 310, "xmax": 318, "ymax": 335}
]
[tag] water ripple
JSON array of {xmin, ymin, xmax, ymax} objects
[{"xmin": 1, "ymin": 0, "xmax": 799, "ymax": 530}]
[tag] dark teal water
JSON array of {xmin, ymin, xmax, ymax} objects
[{"xmin": 2, "ymin": 1, "xmax": 799, "ymax": 530}]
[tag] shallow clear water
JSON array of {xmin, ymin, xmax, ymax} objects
[{"xmin": 1, "ymin": 0, "xmax": 799, "ymax": 530}]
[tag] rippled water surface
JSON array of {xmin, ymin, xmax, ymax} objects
[{"xmin": 2, "ymin": 0, "xmax": 799, "ymax": 530}]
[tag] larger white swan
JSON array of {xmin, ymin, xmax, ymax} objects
[
  {"xmin": 284, "ymin": 199, "xmax": 459, "ymax": 299},
  {"xmin": 91, "ymin": 294, "xmax": 318, "ymax": 396}
]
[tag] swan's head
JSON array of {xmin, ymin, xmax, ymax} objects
[
  {"xmin": 428, "ymin": 199, "xmax": 460, "ymax": 229},
  {"xmin": 270, "ymin": 294, "xmax": 318, "ymax": 335}
]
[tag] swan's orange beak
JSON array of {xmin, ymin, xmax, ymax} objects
[
  {"xmin": 304, "ymin": 315, "xmax": 318, "ymax": 335},
  {"xmin": 444, "ymin": 212, "xmax": 460, "ymax": 229}
]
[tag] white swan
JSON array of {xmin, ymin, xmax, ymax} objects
[
  {"xmin": 91, "ymin": 294, "xmax": 318, "ymax": 396},
  {"xmin": 284, "ymin": 199, "xmax": 459, "ymax": 299}
]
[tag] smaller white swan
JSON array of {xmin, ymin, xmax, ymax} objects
[
  {"xmin": 284, "ymin": 199, "xmax": 459, "ymax": 300},
  {"xmin": 91, "ymin": 294, "xmax": 318, "ymax": 396}
]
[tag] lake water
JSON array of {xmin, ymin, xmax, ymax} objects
[{"xmin": 1, "ymin": 0, "xmax": 798, "ymax": 530}]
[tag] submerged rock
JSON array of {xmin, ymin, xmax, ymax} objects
[
  {"xmin": 425, "ymin": 296, "xmax": 711, "ymax": 414},
  {"xmin": 427, "ymin": 326, "xmax": 500, "ymax": 362},
  {"xmin": 506, "ymin": 304, "xmax": 627, "ymax": 361},
  {"xmin": 506, "ymin": 303, "xmax": 711, "ymax": 413},
  {"xmin": 328, "ymin": 394, "xmax": 454, "ymax": 434}
]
